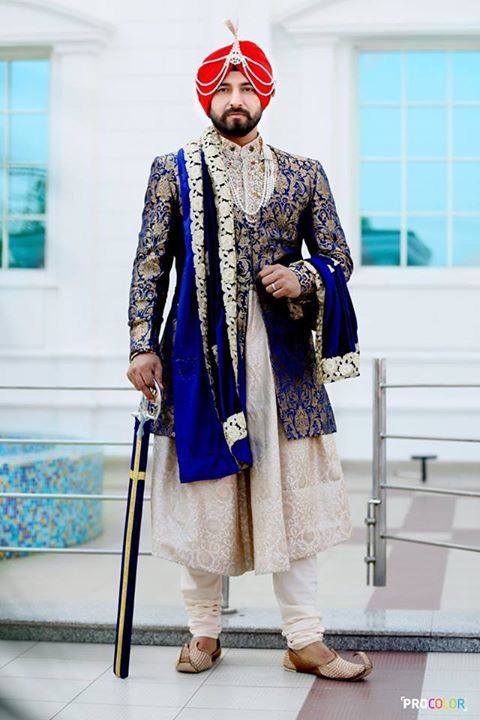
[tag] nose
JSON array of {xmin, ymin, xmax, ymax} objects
[{"xmin": 228, "ymin": 87, "xmax": 245, "ymax": 108}]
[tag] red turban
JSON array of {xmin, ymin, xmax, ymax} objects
[{"xmin": 196, "ymin": 21, "xmax": 275, "ymax": 116}]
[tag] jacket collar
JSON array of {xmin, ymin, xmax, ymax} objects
[{"xmin": 216, "ymin": 129, "xmax": 264, "ymax": 157}]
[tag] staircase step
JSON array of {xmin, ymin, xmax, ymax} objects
[{"xmin": 0, "ymin": 605, "xmax": 478, "ymax": 652}]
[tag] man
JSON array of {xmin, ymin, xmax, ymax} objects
[{"xmin": 126, "ymin": 21, "xmax": 371, "ymax": 680}]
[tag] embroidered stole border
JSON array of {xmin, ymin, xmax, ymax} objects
[
  {"xmin": 183, "ymin": 125, "xmax": 248, "ymax": 451},
  {"xmin": 309, "ymin": 258, "xmax": 360, "ymax": 384}
]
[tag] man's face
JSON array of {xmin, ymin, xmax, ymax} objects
[{"xmin": 209, "ymin": 70, "xmax": 263, "ymax": 137}]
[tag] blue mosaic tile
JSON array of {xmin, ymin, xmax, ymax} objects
[{"xmin": 0, "ymin": 433, "xmax": 104, "ymax": 560}]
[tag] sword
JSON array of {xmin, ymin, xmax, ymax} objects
[{"xmin": 113, "ymin": 380, "xmax": 161, "ymax": 678}]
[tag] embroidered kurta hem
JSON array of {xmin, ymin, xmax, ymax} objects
[{"xmin": 150, "ymin": 286, "xmax": 353, "ymax": 576}]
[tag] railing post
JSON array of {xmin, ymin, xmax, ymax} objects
[
  {"xmin": 366, "ymin": 357, "xmax": 387, "ymax": 586},
  {"xmin": 221, "ymin": 575, "xmax": 237, "ymax": 614}
]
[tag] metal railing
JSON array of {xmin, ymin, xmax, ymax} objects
[
  {"xmin": 0, "ymin": 384, "xmax": 236, "ymax": 612},
  {"xmin": 365, "ymin": 358, "xmax": 480, "ymax": 586}
]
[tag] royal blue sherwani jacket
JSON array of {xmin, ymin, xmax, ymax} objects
[{"xmin": 128, "ymin": 142, "xmax": 354, "ymax": 440}]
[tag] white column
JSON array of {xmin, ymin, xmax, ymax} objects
[
  {"xmin": 298, "ymin": 38, "xmax": 341, "ymax": 166},
  {"xmin": 45, "ymin": 45, "xmax": 99, "ymax": 356}
]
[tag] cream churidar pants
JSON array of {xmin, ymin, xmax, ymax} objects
[{"xmin": 180, "ymin": 555, "xmax": 325, "ymax": 650}]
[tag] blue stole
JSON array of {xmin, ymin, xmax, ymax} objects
[
  {"xmin": 170, "ymin": 148, "xmax": 359, "ymax": 484},
  {"xmin": 172, "ymin": 148, "xmax": 253, "ymax": 483},
  {"xmin": 303, "ymin": 255, "xmax": 359, "ymax": 362}
]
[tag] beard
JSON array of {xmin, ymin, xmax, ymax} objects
[{"xmin": 209, "ymin": 106, "xmax": 262, "ymax": 137}]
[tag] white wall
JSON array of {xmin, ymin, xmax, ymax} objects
[{"xmin": 0, "ymin": 0, "xmax": 479, "ymax": 463}]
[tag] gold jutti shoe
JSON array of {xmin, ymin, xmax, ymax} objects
[
  {"xmin": 176, "ymin": 637, "xmax": 222, "ymax": 673},
  {"xmin": 283, "ymin": 646, "xmax": 373, "ymax": 681}
]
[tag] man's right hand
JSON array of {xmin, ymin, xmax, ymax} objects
[{"xmin": 126, "ymin": 352, "xmax": 164, "ymax": 401}]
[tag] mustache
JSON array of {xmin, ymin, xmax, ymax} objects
[{"xmin": 226, "ymin": 110, "xmax": 249, "ymax": 117}]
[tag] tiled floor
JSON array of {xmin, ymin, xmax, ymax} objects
[{"xmin": 0, "ymin": 640, "xmax": 479, "ymax": 720}]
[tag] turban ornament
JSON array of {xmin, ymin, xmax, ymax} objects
[{"xmin": 196, "ymin": 19, "xmax": 275, "ymax": 115}]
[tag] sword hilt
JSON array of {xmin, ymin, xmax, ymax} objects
[{"xmin": 133, "ymin": 379, "xmax": 162, "ymax": 438}]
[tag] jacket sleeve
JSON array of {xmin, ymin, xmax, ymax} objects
[
  {"xmin": 289, "ymin": 158, "xmax": 353, "ymax": 302},
  {"xmin": 287, "ymin": 258, "xmax": 320, "ymax": 305},
  {"xmin": 128, "ymin": 155, "xmax": 176, "ymax": 361}
]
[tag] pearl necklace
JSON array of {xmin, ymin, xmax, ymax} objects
[{"xmin": 226, "ymin": 142, "xmax": 275, "ymax": 223}]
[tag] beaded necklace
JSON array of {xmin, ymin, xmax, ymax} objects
[{"xmin": 224, "ymin": 139, "xmax": 276, "ymax": 223}]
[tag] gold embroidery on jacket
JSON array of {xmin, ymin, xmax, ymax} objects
[{"xmin": 128, "ymin": 134, "xmax": 356, "ymax": 440}]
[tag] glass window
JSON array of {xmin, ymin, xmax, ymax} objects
[
  {"xmin": 360, "ymin": 162, "xmax": 401, "ymax": 212},
  {"xmin": 406, "ymin": 51, "xmax": 447, "ymax": 102},
  {"xmin": 8, "ymin": 220, "xmax": 46, "ymax": 269},
  {"xmin": 10, "ymin": 59, "xmax": 49, "ymax": 111},
  {"xmin": 407, "ymin": 162, "xmax": 447, "ymax": 212},
  {"xmin": 361, "ymin": 216, "xmax": 401, "ymax": 266},
  {"xmin": 406, "ymin": 217, "xmax": 447, "ymax": 266},
  {"xmin": 452, "ymin": 107, "xmax": 480, "ymax": 156},
  {"xmin": 406, "ymin": 108, "xmax": 447, "ymax": 156},
  {"xmin": 0, "ymin": 61, "xmax": 5, "ymax": 110},
  {"xmin": 360, "ymin": 107, "xmax": 401, "ymax": 156},
  {"xmin": 452, "ymin": 52, "xmax": 480, "ymax": 102},
  {"xmin": 10, "ymin": 114, "xmax": 49, "ymax": 164},
  {"xmin": 0, "ymin": 56, "xmax": 49, "ymax": 270},
  {"xmin": 8, "ymin": 167, "xmax": 47, "ymax": 215},
  {"xmin": 0, "ymin": 114, "xmax": 4, "ymax": 163},
  {"xmin": 358, "ymin": 52, "xmax": 401, "ymax": 103},
  {"xmin": 452, "ymin": 162, "xmax": 480, "ymax": 212},
  {"xmin": 452, "ymin": 218, "xmax": 480, "ymax": 265},
  {"xmin": 358, "ymin": 50, "xmax": 480, "ymax": 267}
]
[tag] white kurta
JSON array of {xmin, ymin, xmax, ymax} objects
[{"xmin": 149, "ymin": 284, "xmax": 353, "ymax": 576}]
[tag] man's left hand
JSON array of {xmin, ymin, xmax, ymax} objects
[{"xmin": 258, "ymin": 264, "xmax": 301, "ymax": 299}]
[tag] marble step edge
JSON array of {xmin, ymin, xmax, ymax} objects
[{"xmin": 0, "ymin": 608, "xmax": 479, "ymax": 652}]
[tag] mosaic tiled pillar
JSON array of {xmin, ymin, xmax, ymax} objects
[{"xmin": 0, "ymin": 438, "xmax": 104, "ymax": 559}]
